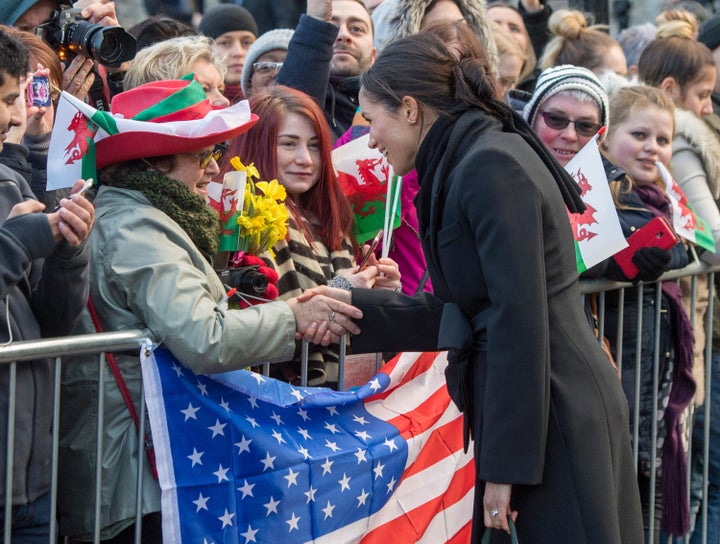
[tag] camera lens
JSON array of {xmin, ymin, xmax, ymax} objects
[
  {"xmin": 66, "ymin": 21, "xmax": 136, "ymax": 68},
  {"xmin": 233, "ymin": 268, "xmax": 269, "ymax": 297}
]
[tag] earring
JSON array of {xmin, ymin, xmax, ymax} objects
[{"xmin": 408, "ymin": 118, "xmax": 417, "ymax": 125}]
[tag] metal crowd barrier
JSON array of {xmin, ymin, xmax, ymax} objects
[{"xmin": 0, "ymin": 262, "xmax": 719, "ymax": 543}]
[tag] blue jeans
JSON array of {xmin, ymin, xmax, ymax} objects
[{"xmin": 0, "ymin": 491, "xmax": 52, "ymax": 544}]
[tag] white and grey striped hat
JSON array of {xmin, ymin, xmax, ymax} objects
[{"xmin": 522, "ymin": 64, "xmax": 610, "ymax": 129}]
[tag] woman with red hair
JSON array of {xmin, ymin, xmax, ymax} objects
[{"xmin": 224, "ymin": 85, "xmax": 401, "ymax": 386}]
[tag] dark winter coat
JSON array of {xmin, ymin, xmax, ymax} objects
[{"xmin": 351, "ymin": 108, "xmax": 644, "ymax": 543}]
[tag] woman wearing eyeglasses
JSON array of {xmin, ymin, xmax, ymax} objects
[
  {"xmin": 57, "ymin": 79, "xmax": 363, "ymax": 542},
  {"xmin": 241, "ymin": 28, "xmax": 293, "ymax": 98}
]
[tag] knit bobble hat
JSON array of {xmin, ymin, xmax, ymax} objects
[
  {"xmin": 241, "ymin": 28, "xmax": 294, "ymax": 96},
  {"xmin": 698, "ymin": 11, "xmax": 720, "ymax": 52},
  {"xmin": 523, "ymin": 65, "xmax": 610, "ymax": 130},
  {"xmin": 198, "ymin": 4, "xmax": 258, "ymax": 40}
]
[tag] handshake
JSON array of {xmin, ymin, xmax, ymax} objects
[{"xmin": 287, "ymin": 286, "xmax": 362, "ymax": 346}]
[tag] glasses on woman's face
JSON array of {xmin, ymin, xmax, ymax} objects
[
  {"xmin": 252, "ymin": 61, "xmax": 283, "ymax": 75},
  {"xmin": 539, "ymin": 111, "xmax": 603, "ymax": 137},
  {"xmin": 194, "ymin": 145, "xmax": 226, "ymax": 169}
]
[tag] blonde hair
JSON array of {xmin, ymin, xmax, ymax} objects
[
  {"xmin": 540, "ymin": 9, "xmax": 619, "ymax": 72},
  {"xmin": 655, "ymin": 9, "xmax": 698, "ymax": 39},
  {"xmin": 604, "ymin": 85, "xmax": 675, "ymax": 204},
  {"xmin": 124, "ymin": 35, "xmax": 226, "ymax": 90},
  {"xmin": 491, "ymin": 21, "xmax": 531, "ymax": 85}
]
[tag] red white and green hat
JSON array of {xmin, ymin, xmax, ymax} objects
[{"xmin": 47, "ymin": 76, "xmax": 258, "ymax": 189}]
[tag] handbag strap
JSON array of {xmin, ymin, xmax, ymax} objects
[
  {"xmin": 481, "ymin": 515, "xmax": 519, "ymax": 544},
  {"xmin": 87, "ymin": 296, "xmax": 158, "ymax": 480}
]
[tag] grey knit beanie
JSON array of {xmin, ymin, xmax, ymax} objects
[
  {"xmin": 198, "ymin": 4, "xmax": 258, "ymax": 40},
  {"xmin": 523, "ymin": 65, "xmax": 609, "ymax": 129},
  {"xmin": 241, "ymin": 28, "xmax": 293, "ymax": 96}
]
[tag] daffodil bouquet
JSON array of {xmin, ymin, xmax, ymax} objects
[{"xmin": 229, "ymin": 157, "xmax": 289, "ymax": 257}]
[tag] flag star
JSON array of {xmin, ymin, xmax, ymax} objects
[
  {"xmin": 171, "ymin": 362, "xmax": 184, "ymax": 377},
  {"xmin": 238, "ymin": 479, "xmax": 255, "ymax": 499},
  {"xmin": 235, "ymin": 435, "xmax": 252, "ymax": 454},
  {"xmin": 249, "ymin": 372, "xmax": 266, "ymax": 384},
  {"xmin": 270, "ymin": 411, "xmax": 283, "ymax": 425},
  {"xmin": 209, "ymin": 419, "xmax": 227, "ymax": 438},
  {"xmin": 246, "ymin": 416, "xmax": 259, "ymax": 428},
  {"xmin": 356, "ymin": 489, "xmax": 369, "ymax": 507},
  {"xmin": 284, "ymin": 467, "xmax": 300, "ymax": 487},
  {"xmin": 325, "ymin": 439, "xmax": 341, "ymax": 452},
  {"xmin": 264, "ymin": 496, "xmax": 280, "ymax": 515},
  {"xmin": 219, "ymin": 397, "xmax": 231, "ymax": 412},
  {"xmin": 322, "ymin": 500, "xmax": 336, "ymax": 520},
  {"xmin": 352, "ymin": 414, "xmax": 368, "ymax": 425},
  {"xmin": 297, "ymin": 427, "xmax": 311, "ymax": 440},
  {"xmin": 203, "ymin": 538, "xmax": 213, "ymax": 544},
  {"xmin": 298, "ymin": 446, "xmax": 311, "ymax": 460},
  {"xmin": 290, "ymin": 389, "xmax": 304, "ymax": 401},
  {"xmin": 187, "ymin": 448, "xmax": 204, "ymax": 467},
  {"xmin": 192, "ymin": 492, "xmax": 210, "ymax": 512},
  {"xmin": 297, "ymin": 408, "xmax": 310, "ymax": 422},
  {"xmin": 326, "ymin": 406, "xmax": 339, "ymax": 416},
  {"xmin": 324, "ymin": 422, "xmax": 340, "ymax": 434},
  {"xmin": 213, "ymin": 464, "xmax": 230, "ymax": 483},
  {"xmin": 383, "ymin": 437, "xmax": 398, "ymax": 452},
  {"xmin": 247, "ymin": 396, "xmax": 259, "ymax": 409},
  {"xmin": 196, "ymin": 381, "xmax": 208, "ymax": 396},
  {"xmin": 373, "ymin": 462, "xmax": 385, "ymax": 479},
  {"xmin": 338, "ymin": 473, "xmax": 351, "ymax": 492},
  {"xmin": 354, "ymin": 430, "xmax": 371, "ymax": 442},
  {"xmin": 271, "ymin": 430, "xmax": 286, "ymax": 445},
  {"xmin": 304, "ymin": 485, "xmax": 317, "ymax": 503},
  {"xmin": 286, "ymin": 512, "xmax": 300, "ymax": 532},
  {"xmin": 321, "ymin": 457, "xmax": 334, "ymax": 475},
  {"xmin": 180, "ymin": 402, "xmax": 200, "ymax": 421},
  {"xmin": 354, "ymin": 448, "xmax": 368, "ymax": 464},
  {"xmin": 369, "ymin": 377, "xmax": 382, "ymax": 391},
  {"xmin": 240, "ymin": 524, "xmax": 258, "ymax": 543},
  {"xmin": 386, "ymin": 476, "xmax": 397, "ymax": 493},
  {"xmin": 261, "ymin": 452, "xmax": 276, "ymax": 471},
  {"xmin": 218, "ymin": 508, "xmax": 235, "ymax": 529}
]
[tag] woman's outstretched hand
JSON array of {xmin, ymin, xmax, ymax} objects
[{"xmin": 287, "ymin": 290, "xmax": 362, "ymax": 345}]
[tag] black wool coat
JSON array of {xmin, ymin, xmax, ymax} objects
[{"xmin": 351, "ymin": 108, "xmax": 644, "ymax": 543}]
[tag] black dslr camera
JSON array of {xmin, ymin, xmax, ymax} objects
[
  {"xmin": 216, "ymin": 267, "xmax": 269, "ymax": 298},
  {"xmin": 36, "ymin": 4, "xmax": 136, "ymax": 68}
]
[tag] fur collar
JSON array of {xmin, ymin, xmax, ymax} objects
[
  {"xmin": 673, "ymin": 108, "xmax": 720, "ymax": 200},
  {"xmin": 372, "ymin": 0, "xmax": 496, "ymax": 60}
]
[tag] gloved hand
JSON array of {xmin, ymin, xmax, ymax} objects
[{"xmin": 631, "ymin": 246, "xmax": 672, "ymax": 283}]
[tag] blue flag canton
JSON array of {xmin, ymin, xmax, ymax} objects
[{"xmin": 155, "ymin": 351, "xmax": 407, "ymax": 543}]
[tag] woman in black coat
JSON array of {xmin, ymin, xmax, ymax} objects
[{"xmin": 305, "ymin": 33, "xmax": 644, "ymax": 543}]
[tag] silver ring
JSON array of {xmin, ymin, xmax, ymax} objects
[
  {"xmin": 490, "ymin": 509, "xmax": 499, "ymax": 517},
  {"xmin": 329, "ymin": 311, "xmax": 336, "ymax": 323}
]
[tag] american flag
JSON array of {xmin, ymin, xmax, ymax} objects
[{"xmin": 141, "ymin": 348, "xmax": 475, "ymax": 543}]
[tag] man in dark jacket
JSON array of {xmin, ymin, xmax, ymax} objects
[
  {"xmin": 0, "ymin": 29, "xmax": 94, "ymax": 542},
  {"xmin": 275, "ymin": 0, "xmax": 376, "ymax": 140}
]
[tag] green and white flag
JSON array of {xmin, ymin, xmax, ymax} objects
[
  {"xmin": 564, "ymin": 133, "xmax": 627, "ymax": 273},
  {"xmin": 657, "ymin": 161, "xmax": 715, "ymax": 253}
]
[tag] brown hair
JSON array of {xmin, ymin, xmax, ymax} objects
[
  {"xmin": 0, "ymin": 25, "xmax": 62, "ymax": 91},
  {"xmin": 638, "ymin": 12, "xmax": 714, "ymax": 94},
  {"xmin": 540, "ymin": 9, "xmax": 619, "ymax": 72}
]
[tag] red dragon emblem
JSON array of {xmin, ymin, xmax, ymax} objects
[
  {"xmin": 568, "ymin": 167, "xmax": 599, "ymax": 242},
  {"xmin": 337, "ymin": 158, "xmax": 390, "ymax": 218},
  {"xmin": 64, "ymin": 111, "xmax": 98, "ymax": 165}
]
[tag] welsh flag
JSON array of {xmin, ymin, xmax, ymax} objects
[
  {"xmin": 657, "ymin": 161, "xmax": 715, "ymax": 253},
  {"xmin": 332, "ymin": 134, "xmax": 401, "ymax": 244},
  {"xmin": 564, "ymin": 133, "xmax": 627, "ymax": 273},
  {"xmin": 48, "ymin": 81, "xmax": 255, "ymax": 190}
]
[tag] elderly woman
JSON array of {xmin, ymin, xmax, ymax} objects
[
  {"xmin": 57, "ymin": 79, "xmax": 362, "ymax": 542},
  {"xmin": 240, "ymin": 27, "xmax": 293, "ymax": 98}
]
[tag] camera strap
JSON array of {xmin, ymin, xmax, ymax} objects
[{"xmin": 87, "ymin": 296, "xmax": 159, "ymax": 480}]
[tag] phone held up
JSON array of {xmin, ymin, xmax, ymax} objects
[
  {"xmin": 612, "ymin": 216, "xmax": 679, "ymax": 279},
  {"xmin": 26, "ymin": 74, "xmax": 51, "ymax": 107},
  {"xmin": 358, "ymin": 229, "xmax": 383, "ymax": 270}
]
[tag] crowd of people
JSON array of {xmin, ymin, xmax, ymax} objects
[{"xmin": 2, "ymin": 0, "xmax": 720, "ymax": 542}]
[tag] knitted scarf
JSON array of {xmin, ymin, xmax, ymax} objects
[
  {"xmin": 112, "ymin": 170, "xmax": 220, "ymax": 259},
  {"xmin": 637, "ymin": 183, "xmax": 696, "ymax": 536}
]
